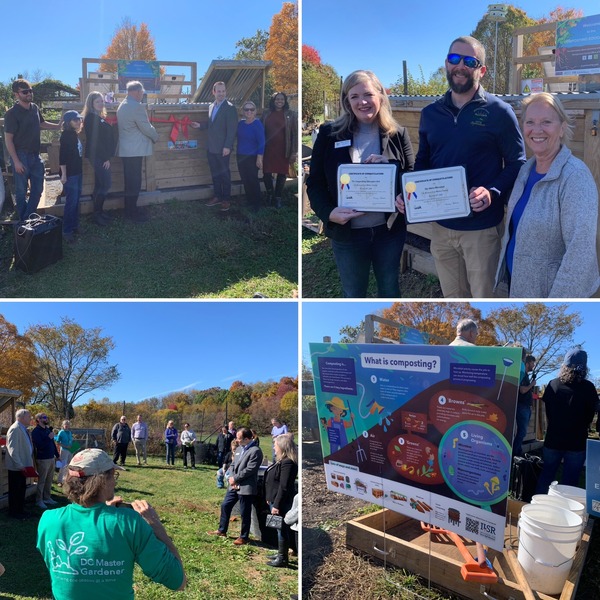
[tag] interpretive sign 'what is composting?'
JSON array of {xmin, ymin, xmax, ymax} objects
[{"xmin": 310, "ymin": 343, "xmax": 522, "ymax": 550}]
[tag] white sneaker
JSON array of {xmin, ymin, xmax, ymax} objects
[
  {"xmin": 36, "ymin": 501, "xmax": 47, "ymax": 509},
  {"xmin": 44, "ymin": 498, "xmax": 58, "ymax": 505}
]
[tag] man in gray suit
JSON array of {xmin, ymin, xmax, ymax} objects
[
  {"xmin": 192, "ymin": 81, "xmax": 238, "ymax": 212},
  {"xmin": 208, "ymin": 427, "xmax": 263, "ymax": 545},
  {"xmin": 6, "ymin": 409, "xmax": 34, "ymax": 519},
  {"xmin": 117, "ymin": 81, "xmax": 159, "ymax": 223}
]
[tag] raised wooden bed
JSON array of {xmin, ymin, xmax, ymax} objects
[{"xmin": 346, "ymin": 498, "xmax": 592, "ymax": 600}]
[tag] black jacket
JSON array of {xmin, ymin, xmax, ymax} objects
[
  {"xmin": 84, "ymin": 112, "xmax": 116, "ymax": 163},
  {"xmin": 264, "ymin": 457, "xmax": 298, "ymax": 514},
  {"xmin": 307, "ymin": 122, "xmax": 414, "ymax": 242}
]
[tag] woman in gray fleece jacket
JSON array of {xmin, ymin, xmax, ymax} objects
[{"xmin": 496, "ymin": 93, "xmax": 599, "ymax": 298}]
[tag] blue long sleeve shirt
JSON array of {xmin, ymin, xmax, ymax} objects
[{"xmin": 415, "ymin": 86, "xmax": 526, "ymax": 231}]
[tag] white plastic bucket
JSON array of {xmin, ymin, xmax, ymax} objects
[
  {"xmin": 548, "ymin": 481, "xmax": 587, "ymax": 504},
  {"xmin": 517, "ymin": 505, "xmax": 581, "ymax": 595},
  {"xmin": 531, "ymin": 494, "xmax": 585, "ymax": 534}
]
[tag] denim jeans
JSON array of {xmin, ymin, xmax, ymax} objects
[
  {"xmin": 90, "ymin": 158, "xmax": 112, "ymax": 197},
  {"xmin": 536, "ymin": 447, "xmax": 587, "ymax": 494},
  {"xmin": 166, "ymin": 442, "xmax": 177, "ymax": 465},
  {"xmin": 63, "ymin": 174, "xmax": 82, "ymax": 234},
  {"xmin": 513, "ymin": 403, "xmax": 531, "ymax": 457},
  {"xmin": 13, "ymin": 151, "xmax": 45, "ymax": 220},
  {"xmin": 207, "ymin": 151, "xmax": 231, "ymax": 200},
  {"xmin": 331, "ymin": 224, "xmax": 405, "ymax": 297}
]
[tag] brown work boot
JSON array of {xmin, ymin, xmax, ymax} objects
[{"xmin": 233, "ymin": 537, "xmax": 248, "ymax": 545}]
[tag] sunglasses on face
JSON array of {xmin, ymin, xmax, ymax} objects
[
  {"xmin": 243, "ymin": 107, "xmax": 256, "ymax": 112},
  {"xmin": 447, "ymin": 53, "xmax": 482, "ymax": 69}
]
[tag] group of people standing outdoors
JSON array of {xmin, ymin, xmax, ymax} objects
[
  {"xmin": 307, "ymin": 34, "xmax": 600, "ymax": 299},
  {"xmin": 3, "ymin": 78, "xmax": 298, "ymax": 242}
]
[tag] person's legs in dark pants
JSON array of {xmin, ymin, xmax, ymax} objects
[
  {"xmin": 274, "ymin": 173, "xmax": 286, "ymax": 208},
  {"xmin": 332, "ymin": 228, "xmax": 375, "ymax": 298},
  {"xmin": 122, "ymin": 156, "xmax": 145, "ymax": 221},
  {"xmin": 8, "ymin": 470, "xmax": 26, "ymax": 517},
  {"xmin": 513, "ymin": 403, "xmax": 531, "ymax": 457},
  {"xmin": 238, "ymin": 493, "xmax": 254, "ymax": 540},
  {"xmin": 371, "ymin": 225, "xmax": 405, "ymax": 298},
  {"xmin": 218, "ymin": 488, "xmax": 239, "ymax": 534}
]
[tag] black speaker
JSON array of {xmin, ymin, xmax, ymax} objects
[{"xmin": 14, "ymin": 214, "xmax": 63, "ymax": 273}]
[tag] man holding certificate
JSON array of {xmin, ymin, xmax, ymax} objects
[
  {"xmin": 308, "ymin": 70, "xmax": 414, "ymax": 298},
  {"xmin": 399, "ymin": 36, "xmax": 525, "ymax": 298}
]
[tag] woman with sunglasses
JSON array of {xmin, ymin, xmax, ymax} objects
[
  {"xmin": 37, "ymin": 448, "xmax": 186, "ymax": 598},
  {"xmin": 307, "ymin": 70, "xmax": 414, "ymax": 298},
  {"xmin": 261, "ymin": 92, "xmax": 297, "ymax": 208},
  {"xmin": 495, "ymin": 92, "xmax": 599, "ymax": 297},
  {"xmin": 236, "ymin": 101, "xmax": 265, "ymax": 212}
]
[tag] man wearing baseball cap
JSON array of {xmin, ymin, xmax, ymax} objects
[
  {"xmin": 4, "ymin": 79, "xmax": 62, "ymax": 220},
  {"xmin": 36, "ymin": 448, "xmax": 186, "ymax": 598}
]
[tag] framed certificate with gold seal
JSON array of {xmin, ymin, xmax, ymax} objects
[
  {"xmin": 337, "ymin": 163, "xmax": 397, "ymax": 212},
  {"xmin": 402, "ymin": 166, "xmax": 471, "ymax": 223}
]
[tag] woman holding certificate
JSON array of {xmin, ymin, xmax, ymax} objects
[
  {"xmin": 495, "ymin": 93, "xmax": 599, "ymax": 297},
  {"xmin": 307, "ymin": 70, "xmax": 414, "ymax": 298}
]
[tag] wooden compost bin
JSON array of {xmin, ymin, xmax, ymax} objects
[
  {"xmin": 346, "ymin": 498, "xmax": 592, "ymax": 600},
  {"xmin": 390, "ymin": 93, "xmax": 600, "ymax": 281}
]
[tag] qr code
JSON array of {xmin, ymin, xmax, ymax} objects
[
  {"xmin": 465, "ymin": 517, "xmax": 479, "ymax": 535},
  {"xmin": 592, "ymin": 499, "xmax": 600, "ymax": 513}
]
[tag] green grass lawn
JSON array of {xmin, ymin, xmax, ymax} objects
[
  {"xmin": 0, "ymin": 456, "xmax": 298, "ymax": 599},
  {"xmin": 0, "ymin": 192, "xmax": 297, "ymax": 298}
]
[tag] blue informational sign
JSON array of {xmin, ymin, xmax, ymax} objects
[
  {"xmin": 586, "ymin": 438, "xmax": 600, "ymax": 516},
  {"xmin": 556, "ymin": 14, "xmax": 600, "ymax": 76},
  {"xmin": 117, "ymin": 60, "xmax": 161, "ymax": 93},
  {"xmin": 310, "ymin": 342, "xmax": 522, "ymax": 551}
]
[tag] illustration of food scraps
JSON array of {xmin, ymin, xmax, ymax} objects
[
  {"xmin": 410, "ymin": 497, "xmax": 433, "ymax": 514},
  {"xmin": 387, "ymin": 434, "xmax": 443, "ymax": 485},
  {"xmin": 330, "ymin": 472, "xmax": 352, "ymax": 490}
]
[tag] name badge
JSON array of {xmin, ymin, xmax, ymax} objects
[{"xmin": 335, "ymin": 140, "xmax": 351, "ymax": 149}]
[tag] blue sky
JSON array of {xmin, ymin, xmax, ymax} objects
[
  {"xmin": 1, "ymin": 0, "xmax": 287, "ymax": 87},
  {"xmin": 1, "ymin": 301, "xmax": 298, "ymax": 404},
  {"xmin": 302, "ymin": 301, "xmax": 600, "ymax": 384},
  {"xmin": 302, "ymin": 1, "xmax": 600, "ymax": 87}
]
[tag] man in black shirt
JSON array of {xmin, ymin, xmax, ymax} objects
[{"xmin": 4, "ymin": 79, "xmax": 61, "ymax": 220}]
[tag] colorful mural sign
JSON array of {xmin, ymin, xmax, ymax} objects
[
  {"xmin": 556, "ymin": 14, "xmax": 600, "ymax": 76},
  {"xmin": 310, "ymin": 342, "xmax": 522, "ymax": 551}
]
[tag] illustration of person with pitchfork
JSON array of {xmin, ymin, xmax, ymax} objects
[{"xmin": 320, "ymin": 397, "xmax": 355, "ymax": 453}]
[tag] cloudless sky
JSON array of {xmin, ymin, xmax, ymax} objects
[
  {"xmin": 302, "ymin": 301, "xmax": 600, "ymax": 384},
  {"xmin": 1, "ymin": 0, "xmax": 286, "ymax": 87},
  {"xmin": 302, "ymin": 0, "xmax": 600, "ymax": 87},
  {"xmin": 2, "ymin": 301, "xmax": 298, "ymax": 404}
]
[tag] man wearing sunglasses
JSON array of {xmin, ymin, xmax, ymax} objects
[
  {"xmin": 4, "ymin": 79, "xmax": 61, "ymax": 220},
  {"xmin": 413, "ymin": 36, "xmax": 526, "ymax": 298}
]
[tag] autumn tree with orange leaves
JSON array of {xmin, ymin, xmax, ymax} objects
[
  {"xmin": 0, "ymin": 315, "xmax": 37, "ymax": 400},
  {"xmin": 378, "ymin": 303, "xmax": 499, "ymax": 347},
  {"xmin": 99, "ymin": 17, "xmax": 159, "ymax": 72},
  {"xmin": 265, "ymin": 2, "xmax": 298, "ymax": 93}
]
